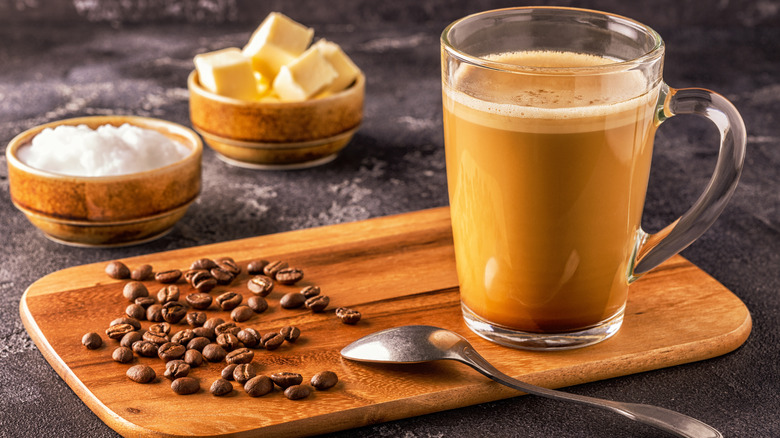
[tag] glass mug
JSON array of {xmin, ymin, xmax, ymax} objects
[{"xmin": 441, "ymin": 7, "xmax": 746, "ymax": 350}]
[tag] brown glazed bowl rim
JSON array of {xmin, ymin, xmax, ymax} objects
[
  {"xmin": 194, "ymin": 124, "xmax": 361, "ymax": 151},
  {"xmin": 6, "ymin": 115, "xmax": 203, "ymax": 182},
  {"xmin": 13, "ymin": 200, "xmax": 195, "ymax": 226},
  {"xmin": 187, "ymin": 70, "xmax": 365, "ymax": 108}
]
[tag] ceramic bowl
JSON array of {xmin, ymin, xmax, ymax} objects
[
  {"xmin": 6, "ymin": 115, "xmax": 202, "ymax": 247},
  {"xmin": 188, "ymin": 71, "xmax": 364, "ymax": 169}
]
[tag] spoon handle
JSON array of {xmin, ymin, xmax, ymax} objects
[{"xmin": 459, "ymin": 346, "xmax": 722, "ymax": 438}]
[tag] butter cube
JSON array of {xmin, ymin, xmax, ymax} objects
[
  {"xmin": 272, "ymin": 46, "xmax": 337, "ymax": 102},
  {"xmin": 242, "ymin": 12, "xmax": 314, "ymax": 78},
  {"xmin": 243, "ymin": 43, "xmax": 296, "ymax": 79},
  {"xmin": 194, "ymin": 48, "xmax": 258, "ymax": 101},
  {"xmin": 313, "ymin": 39, "xmax": 361, "ymax": 93},
  {"xmin": 258, "ymin": 93, "xmax": 281, "ymax": 103},
  {"xmin": 253, "ymin": 72, "xmax": 271, "ymax": 95}
]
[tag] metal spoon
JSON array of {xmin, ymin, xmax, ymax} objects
[{"xmin": 340, "ymin": 325, "xmax": 722, "ymax": 438}]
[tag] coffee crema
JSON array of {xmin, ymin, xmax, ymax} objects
[{"xmin": 444, "ymin": 50, "xmax": 660, "ymax": 333}]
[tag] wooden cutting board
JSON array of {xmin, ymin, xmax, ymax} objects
[{"xmin": 20, "ymin": 207, "xmax": 751, "ymax": 437}]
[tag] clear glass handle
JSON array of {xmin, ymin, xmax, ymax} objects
[{"xmin": 631, "ymin": 84, "xmax": 747, "ymax": 279}]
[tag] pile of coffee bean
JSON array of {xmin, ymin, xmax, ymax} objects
[{"xmin": 87, "ymin": 257, "xmax": 356, "ymax": 398}]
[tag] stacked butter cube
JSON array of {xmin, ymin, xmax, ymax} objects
[{"xmin": 194, "ymin": 13, "xmax": 361, "ymax": 102}]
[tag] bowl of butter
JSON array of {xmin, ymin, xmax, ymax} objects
[{"xmin": 188, "ymin": 12, "xmax": 364, "ymax": 170}]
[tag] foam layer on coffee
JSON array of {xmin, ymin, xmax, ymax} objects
[{"xmin": 445, "ymin": 50, "xmax": 659, "ymax": 133}]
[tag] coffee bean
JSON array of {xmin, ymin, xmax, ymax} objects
[
  {"xmin": 171, "ymin": 377, "xmax": 199, "ymax": 395},
  {"xmin": 109, "ymin": 317, "xmax": 141, "ymax": 331},
  {"xmin": 246, "ymin": 259, "xmax": 269, "ymax": 275},
  {"xmin": 247, "ymin": 276, "xmax": 274, "ymax": 296},
  {"xmin": 232, "ymin": 363, "xmax": 258, "ymax": 384},
  {"xmin": 112, "ymin": 346, "xmax": 134, "ymax": 363},
  {"xmin": 191, "ymin": 258, "xmax": 217, "ymax": 271},
  {"xmin": 193, "ymin": 273, "xmax": 217, "ymax": 293},
  {"xmin": 261, "ymin": 332, "xmax": 284, "ymax": 351},
  {"xmin": 186, "ymin": 311, "xmax": 207, "ymax": 327},
  {"xmin": 126, "ymin": 364, "xmax": 155, "ymax": 383},
  {"xmin": 216, "ymin": 326, "xmax": 241, "ymax": 339},
  {"xmin": 263, "ymin": 260, "xmax": 288, "ymax": 278},
  {"xmin": 247, "ymin": 296, "xmax": 268, "ymax": 313},
  {"xmin": 123, "ymin": 282, "xmax": 148, "ymax": 302},
  {"xmin": 221, "ymin": 364, "xmax": 238, "ymax": 380},
  {"xmin": 184, "ymin": 269, "xmax": 212, "ymax": 292},
  {"xmin": 171, "ymin": 329, "xmax": 195, "ymax": 346},
  {"xmin": 210, "ymin": 378, "xmax": 233, "ymax": 396},
  {"xmin": 280, "ymin": 292, "xmax": 305, "ymax": 309},
  {"xmin": 161, "ymin": 301, "xmax": 187, "ymax": 324},
  {"xmin": 231, "ymin": 305, "xmax": 253, "ymax": 322},
  {"xmin": 120, "ymin": 331, "xmax": 143, "ymax": 348},
  {"xmin": 82, "ymin": 332, "xmax": 102, "ymax": 349},
  {"xmin": 187, "ymin": 336, "xmax": 211, "ymax": 351},
  {"xmin": 186, "ymin": 292, "xmax": 213, "ymax": 310},
  {"xmin": 216, "ymin": 291, "xmax": 242, "ymax": 311},
  {"xmin": 169, "ymin": 358, "xmax": 189, "ymax": 369},
  {"xmin": 183, "ymin": 269, "xmax": 204, "ymax": 284},
  {"xmin": 106, "ymin": 261, "xmax": 131, "ymax": 279},
  {"xmin": 134, "ymin": 296, "xmax": 156, "ymax": 308},
  {"xmin": 210, "ymin": 267, "xmax": 234, "ymax": 285},
  {"xmin": 270, "ymin": 372, "xmax": 303, "ymax": 388},
  {"xmin": 275, "ymin": 267, "xmax": 304, "ymax": 285},
  {"xmin": 164, "ymin": 360, "xmax": 190, "ymax": 380},
  {"xmin": 215, "ymin": 258, "xmax": 241, "ymax": 275},
  {"xmin": 305, "ymin": 295, "xmax": 329, "ymax": 313},
  {"xmin": 158, "ymin": 342, "xmax": 186, "ymax": 361},
  {"xmin": 260, "ymin": 332, "xmax": 276, "ymax": 344},
  {"xmin": 131, "ymin": 264, "xmax": 153, "ymax": 281},
  {"xmin": 225, "ymin": 348, "xmax": 254, "ymax": 365},
  {"xmin": 148, "ymin": 322, "xmax": 172, "ymax": 336},
  {"xmin": 142, "ymin": 331, "xmax": 169, "ymax": 345},
  {"xmin": 125, "ymin": 303, "xmax": 146, "ymax": 320},
  {"xmin": 300, "ymin": 285, "xmax": 320, "ymax": 298},
  {"xmin": 203, "ymin": 317, "xmax": 225, "ymax": 330},
  {"xmin": 146, "ymin": 304, "xmax": 164, "ymax": 322},
  {"xmin": 202, "ymin": 344, "xmax": 227, "ymax": 362},
  {"xmin": 244, "ymin": 375, "xmax": 273, "ymax": 397},
  {"xmin": 311, "ymin": 371, "xmax": 339, "ymax": 390},
  {"xmin": 214, "ymin": 322, "xmax": 240, "ymax": 336},
  {"xmin": 192, "ymin": 327, "xmax": 215, "ymax": 341},
  {"xmin": 216, "ymin": 333, "xmax": 241, "ymax": 351},
  {"xmin": 132, "ymin": 340, "xmax": 158, "ymax": 357},
  {"xmin": 106, "ymin": 323, "xmax": 134, "ymax": 340},
  {"xmin": 336, "ymin": 307, "xmax": 362, "ymax": 324},
  {"xmin": 284, "ymin": 384, "xmax": 311, "ymax": 400},
  {"xmin": 155, "ymin": 269, "xmax": 182, "ymax": 284},
  {"xmin": 237, "ymin": 328, "xmax": 261, "ymax": 348},
  {"xmin": 184, "ymin": 349, "xmax": 203, "ymax": 367},
  {"xmin": 157, "ymin": 285, "xmax": 180, "ymax": 304},
  {"xmin": 279, "ymin": 326, "xmax": 301, "ymax": 342}
]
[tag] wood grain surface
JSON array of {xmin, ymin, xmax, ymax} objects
[{"xmin": 19, "ymin": 207, "xmax": 752, "ymax": 437}]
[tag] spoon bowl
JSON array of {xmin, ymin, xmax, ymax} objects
[
  {"xmin": 340, "ymin": 325, "xmax": 465, "ymax": 363},
  {"xmin": 341, "ymin": 325, "xmax": 722, "ymax": 438}
]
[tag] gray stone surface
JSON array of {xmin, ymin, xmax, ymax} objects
[{"xmin": 1, "ymin": 1, "xmax": 778, "ymax": 437}]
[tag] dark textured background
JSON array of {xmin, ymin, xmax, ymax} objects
[{"xmin": 1, "ymin": 1, "xmax": 778, "ymax": 437}]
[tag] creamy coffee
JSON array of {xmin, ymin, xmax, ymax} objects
[{"xmin": 444, "ymin": 50, "xmax": 660, "ymax": 332}]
